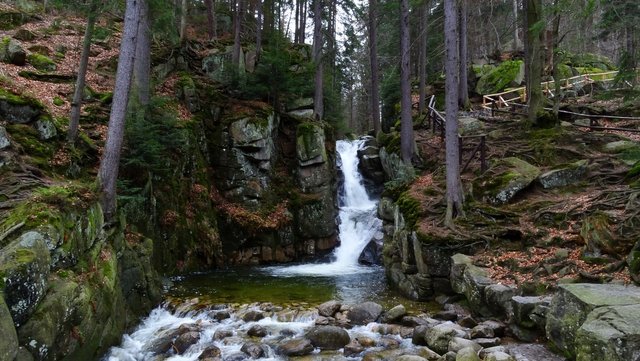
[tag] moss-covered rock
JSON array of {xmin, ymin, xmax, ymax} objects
[
  {"xmin": 296, "ymin": 122, "xmax": 327, "ymax": 167},
  {"xmin": 0, "ymin": 88, "xmax": 45, "ymax": 124},
  {"xmin": 27, "ymin": 53, "xmax": 56, "ymax": 72},
  {"xmin": 0, "ymin": 11, "xmax": 32, "ymax": 30},
  {"xmin": 537, "ymin": 159, "xmax": 588, "ymax": 189},
  {"xmin": 0, "ymin": 294, "xmax": 18, "ymax": 361},
  {"xmin": 575, "ymin": 304, "xmax": 640, "ymax": 361},
  {"xmin": 476, "ymin": 60, "xmax": 524, "ymax": 95},
  {"xmin": 567, "ymin": 53, "xmax": 616, "ymax": 71},
  {"xmin": 0, "ymin": 36, "xmax": 26, "ymax": 65},
  {"xmin": 473, "ymin": 157, "xmax": 541, "ymax": 205}
]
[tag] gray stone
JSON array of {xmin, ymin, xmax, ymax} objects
[
  {"xmin": 287, "ymin": 97, "xmax": 314, "ymax": 111},
  {"xmin": 396, "ymin": 356, "xmax": 429, "ymax": 361},
  {"xmin": 509, "ymin": 324, "xmax": 540, "ymax": 342},
  {"xmin": 0, "ymin": 37, "xmax": 26, "ymax": 65},
  {"xmin": 379, "ymin": 147, "xmax": 415, "ymax": 183},
  {"xmin": 14, "ymin": 29, "xmax": 36, "ymax": 41},
  {"xmin": 425, "ymin": 322, "xmax": 468, "ymax": 354},
  {"xmin": 455, "ymin": 346, "xmax": 481, "ymax": 361},
  {"xmin": 306, "ymin": 325, "xmax": 350, "ymax": 350},
  {"xmin": 474, "ymin": 157, "xmax": 541, "ymax": 205},
  {"xmin": 380, "ymin": 304, "xmax": 407, "ymax": 323},
  {"xmin": 344, "ymin": 340, "xmax": 364, "ymax": 356},
  {"xmin": 458, "ymin": 117, "xmax": 485, "ymax": 136},
  {"xmin": 247, "ymin": 324, "xmax": 267, "ymax": 337},
  {"xmin": 603, "ymin": 140, "xmax": 637, "ymax": 153},
  {"xmin": 277, "ymin": 338, "xmax": 314, "ymax": 356},
  {"xmin": 378, "ymin": 197, "xmax": 395, "ymax": 221},
  {"xmin": 484, "ymin": 351, "xmax": 515, "ymax": 361},
  {"xmin": 240, "ymin": 342, "xmax": 266, "ymax": 358},
  {"xmin": 451, "ymin": 256, "xmax": 494, "ymax": 316},
  {"xmin": 317, "ymin": 300, "xmax": 341, "ymax": 317},
  {"xmin": 448, "ymin": 337, "xmax": 481, "ymax": 353},
  {"xmin": 546, "ymin": 283, "xmax": 640, "ymax": 358},
  {"xmin": 241, "ymin": 310, "xmax": 264, "ymax": 322},
  {"xmin": 198, "ymin": 346, "xmax": 221, "ymax": 359},
  {"xmin": 538, "ymin": 160, "xmax": 588, "ymax": 189},
  {"xmin": 0, "ymin": 231, "xmax": 51, "ymax": 326},
  {"xmin": 358, "ymin": 239, "xmax": 383, "ymax": 266},
  {"xmin": 288, "ymin": 109, "xmax": 315, "ymax": 121},
  {"xmin": 0, "ymin": 296, "xmax": 18, "ymax": 361},
  {"xmin": 296, "ymin": 123, "xmax": 326, "ymax": 167},
  {"xmin": 479, "ymin": 320, "xmax": 506, "ymax": 337},
  {"xmin": 348, "ymin": 301, "xmax": 383, "ymax": 325},
  {"xmin": 511, "ymin": 296, "xmax": 551, "ymax": 329},
  {"xmin": 505, "ymin": 344, "xmax": 566, "ymax": 361},
  {"xmin": 575, "ymin": 304, "xmax": 640, "ymax": 361},
  {"xmin": 470, "ymin": 324, "xmax": 494, "ymax": 338},
  {"xmin": 173, "ymin": 331, "xmax": 200, "ymax": 354},
  {"xmin": 474, "ymin": 337, "xmax": 501, "ymax": 348},
  {"xmin": 0, "ymin": 126, "xmax": 10, "ymax": 149},
  {"xmin": 34, "ymin": 118, "xmax": 57, "ymax": 140}
]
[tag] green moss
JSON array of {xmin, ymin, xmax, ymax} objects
[
  {"xmin": 93, "ymin": 26, "xmax": 112, "ymax": 41},
  {"xmin": 14, "ymin": 248, "xmax": 35, "ymax": 263},
  {"xmin": 27, "ymin": 53, "xmax": 56, "ymax": 71},
  {"xmin": 396, "ymin": 191, "xmax": 421, "ymax": 229},
  {"xmin": 53, "ymin": 96, "xmax": 64, "ymax": 106},
  {"xmin": 5, "ymin": 124, "xmax": 54, "ymax": 167},
  {"xmin": 476, "ymin": 60, "xmax": 523, "ymax": 94},
  {"xmin": 0, "ymin": 87, "xmax": 45, "ymax": 108}
]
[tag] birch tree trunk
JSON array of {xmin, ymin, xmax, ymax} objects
[
  {"xmin": 399, "ymin": 0, "xmax": 413, "ymax": 164},
  {"xmin": 98, "ymin": 0, "xmax": 141, "ymax": 221},
  {"xmin": 68, "ymin": 0, "xmax": 98, "ymax": 144},
  {"xmin": 444, "ymin": 0, "xmax": 464, "ymax": 227},
  {"xmin": 369, "ymin": 0, "xmax": 380, "ymax": 134}
]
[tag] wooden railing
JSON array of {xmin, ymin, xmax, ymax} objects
[
  {"xmin": 482, "ymin": 71, "xmax": 619, "ymax": 110},
  {"xmin": 425, "ymin": 95, "xmax": 488, "ymax": 173}
]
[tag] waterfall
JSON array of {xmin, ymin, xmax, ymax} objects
[{"xmin": 267, "ymin": 138, "xmax": 382, "ymax": 276}]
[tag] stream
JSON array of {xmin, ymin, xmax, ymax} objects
[{"xmin": 103, "ymin": 139, "xmax": 425, "ymax": 361}]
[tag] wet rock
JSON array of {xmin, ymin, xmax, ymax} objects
[
  {"xmin": 242, "ymin": 310, "xmax": 265, "ymax": 322},
  {"xmin": 538, "ymin": 160, "xmax": 588, "ymax": 189},
  {"xmin": 344, "ymin": 340, "xmax": 365, "ymax": 356},
  {"xmin": 306, "ymin": 325, "xmax": 350, "ymax": 350},
  {"xmin": 348, "ymin": 301, "xmax": 383, "ymax": 325},
  {"xmin": 575, "ymin": 304, "xmax": 640, "ymax": 361},
  {"xmin": 357, "ymin": 137, "xmax": 385, "ymax": 186},
  {"xmin": 358, "ymin": 239, "xmax": 383, "ymax": 266},
  {"xmin": 224, "ymin": 351, "xmax": 249, "ymax": 361},
  {"xmin": 413, "ymin": 325, "xmax": 430, "ymax": 346},
  {"xmin": 439, "ymin": 351, "xmax": 457, "ymax": 361},
  {"xmin": 0, "ymin": 231, "xmax": 51, "ymax": 326},
  {"xmin": 173, "ymin": 331, "xmax": 200, "ymax": 354},
  {"xmin": 0, "ymin": 126, "xmax": 10, "ymax": 149},
  {"xmin": 213, "ymin": 310, "xmax": 230, "ymax": 321},
  {"xmin": 378, "ymin": 197, "xmax": 395, "ymax": 221},
  {"xmin": 415, "ymin": 347, "xmax": 441, "ymax": 360},
  {"xmin": 214, "ymin": 329, "xmax": 233, "ymax": 340},
  {"xmin": 317, "ymin": 300, "xmax": 341, "ymax": 317},
  {"xmin": 511, "ymin": 296, "xmax": 551, "ymax": 329},
  {"xmin": 380, "ymin": 304, "xmax": 407, "ymax": 323},
  {"xmin": 425, "ymin": 322, "xmax": 468, "ymax": 354},
  {"xmin": 378, "ymin": 337, "xmax": 400, "ymax": 349},
  {"xmin": 0, "ymin": 296, "xmax": 18, "ymax": 361},
  {"xmin": 198, "ymin": 346, "xmax": 222, "ymax": 360},
  {"xmin": 247, "ymin": 324, "xmax": 267, "ymax": 337},
  {"xmin": 455, "ymin": 346, "xmax": 481, "ymax": 361},
  {"xmin": 546, "ymin": 283, "xmax": 640, "ymax": 358},
  {"xmin": 277, "ymin": 338, "xmax": 314, "ymax": 356},
  {"xmin": 240, "ymin": 342, "xmax": 266, "ymax": 358}
]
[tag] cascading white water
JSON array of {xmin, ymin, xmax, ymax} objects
[{"xmin": 267, "ymin": 138, "xmax": 382, "ymax": 276}]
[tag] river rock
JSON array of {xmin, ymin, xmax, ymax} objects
[
  {"xmin": 455, "ymin": 346, "xmax": 481, "ymax": 361},
  {"xmin": 484, "ymin": 351, "xmax": 515, "ymax": 361},
  {"xmin": 380, "ymin": 304, "xmax": 407, "ymax": 323},
  {"xmin": 344, "ymin": 340, "xmax": 365, "ymax": 356},
  {"xmin": 173, "ymin": 331, "xmax": 200, "ymax": 354},
  {"xmin": 247, "ymin": 324, "xmax": 267, "ymax": 337},
  {"xmin": 425, "ymin": 322, "xmax": 468, "ymax": 354},
  {"xmin": 396, "ymin": 356, "xmax": 429, "ymax": 361},
  {"xmin": 470, "ymin": 324, "xmax": 494, "ymax": 338},
  {"xmin": 214, "ymin": 329, "xmax": 233, "ymax": 340},
  {"xmin": 473, "ymin": 157, "xmax": 541, "ymax": 205},
  {"xmin": 348, "ymin": 301, "xmax": 383, "ymax": 325},
  {"xmin": 546, "ymin": 283, "xmax": 640, "ymax": 358},
  {"xmin": 538, "ymin": 160, "xmax": 588, "ymax": 189},
  {"xmin": 505, "ymin": 344, "xmax": 565, "ymax": 361},
  {"xmin": 317, "ymin": 300, "xmax": 341, "ymax": 317},
  {"xmin": 0, "ymin": 296, "xmax": 18, "ymax": 361},
  {"xmin": 574, "ymin": 304, "xmax": 640, "ymax": 361},
  {"xmin": 241, "ymin": 342, "xmax": 267, "ymax": 358},
  {"xmin": 306, "ymin": 325, "xmax": 350, "ymax": 350},
  {"xmin": 198, "ymin": 346, "xmax": 221, "ymax": 360},
  {"xmin": 277, "ymin": 338, "xmax": 314, "ymax": 356},
  {"xmin": 448, "ymin": 337, "xmax": 481, "ymax": 353},
  {"xmin": 0, "ymin": 231, "xmax": 51, "ymax": 326},
  {"xmin": 474, "ymin": 337, "xmax": 501, "ymax": 348},
  {"xmin": 358, "ymin": 239, "xmax": 383, "ymax": 266},
  {"xmin": 242, "ymin": 310, "xmax": 265, "ymax": 322}
]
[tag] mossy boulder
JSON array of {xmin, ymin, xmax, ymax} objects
[
  {"xmin": 580, "ymin": 211, "xmax": 621, "ymax": 255},
  {"xmin": 473, "ymin": 157, "xmax": 541, "ymax": 205},
  {"xmin": 0, "ymin": 36, "xmax": 26, "ymax": 65},
  {"xmin": 567, "ymin": 53, "xmax": 616, "ymax": 71},
  {"xmin": 14, "ymin": 28, "xmax": 36, "ymax": 41},
  {"xmin": 537, "ymin": 159, "xmax": 588, "ymax": 189},
  {"xmin": 0, "ymin": 89, "xmax": 45, "ymax": 124},
  {"xmin": 27, "ymin": 53, "xmax": 56, "ymax": 72},
  {"xmin": 546, "ymin": 283, "xmax": 640, "ymax": 359},
  {"xmin": 475, "ymin": 60, "xmax": 524, "ymax": 95},
  {"xmin": 0, "ymin": 231, "xmax": 51, "ymax": 326},
  {"xmin": 296, "ymin": 122, "xmax": 327, "ymax": 167},
  {"xmin": 574, "ymin": 304, "xmax": 640, "ymax": 361},
  {"xmin": 0, "ymin": 11, "xmax": 32, "ymax": 30}
]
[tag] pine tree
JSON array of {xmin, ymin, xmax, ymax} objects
[{"xmin": 399, "ymin": 0, "xmax": 413, "ymax": 164}]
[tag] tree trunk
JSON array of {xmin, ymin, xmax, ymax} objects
[
  {"xmin": 294, "ymin": 0, "xmax": 300, "ymax": 43},
  {"xmin": 255, "ymin": 0, "xmax": 263, "ymax": 57},
  {"xmin": 458, "ymin": 0, "xmax": 469, "ymax": 109},
  {"xmin": 134, "ymin": 0, "xmax": 150, "ymax": 107},
  {"xmin": 513, "ymin": 0, "xmax": 521, "ymax": 50},
  {"xmin": 68, "ymin": 2, "xmax": 98, "ymax": 144},
  {"xmin": 98, "ymin": 0, "xmax": 141, "ymax": 221},
  {"xmin": 313, "ymin": 0, "xmax": 323, "ymax": 120},
  {"xmin": 399, "ymin": 0, "xmax": 412, "ymax": 164},
  {"xmin": 179, "ymin": 0, "xmax": 188, "ymax": 44},
  {"xmin": 418, "ymin": 0, "xmax": 429, "ymax": 115},
  {"xmin": 369, "ymin": 0, "xmax": 380, "ymax": 134},
  {"xmin": 525, "ymin": 0, "xmax": 543, "ymax": 124},
  {"xmin": 204, "ymin": 0, "xmax": 216, "ymax": 39},
  {"xmin": 444, "ymin": 0, "xmax": 464, "ymax": 227},
  {"xmin": 232, "ymin": 0, "xmax": 244, "ymax": 67},
  {"xmin": 551, "ymin": 0, "xmax": 561, "ymax": 121},
  {"xmin": 301, "ymin": 0, "xmax": 307, "ymax": 44}
]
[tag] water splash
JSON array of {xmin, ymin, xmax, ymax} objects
[{"xmin": 266, "ymin": 138, "xmax": 382, "ymax": 276}]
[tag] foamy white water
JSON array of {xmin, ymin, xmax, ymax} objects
[{"xmin": 267, "ymin": 138, "xmax": 382, "ymax": 276}]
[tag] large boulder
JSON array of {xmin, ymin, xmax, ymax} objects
[
  {"xmin": 348, "ymin": 301, "xmax": 383, "ymax": 325},
  {"xmin": 574, "ymin": 304, "xmax": 640, "ymax": 361},
  {"xmin": 425, "ymin": 322, "xmax": 468, "ymax": 354},
  {"xmin": 305, "ymin": 325, "xmax": 350, "ymax": 350},
  {"xmin": 277, "ymin": 338, "xmax": 314, "ymax": 356},
  {"xmin": 317, "ymin": 300, "xmax": 341, "ymax": 317},
  {"xmin": 537, "ymin": 160, "xmax": 588, "ymax": 189},
  {"xmin": 450, "ymin": 254, "xmax": 494, "ymax": 317},
  {"xmin": 358, "ymin": 238, "xmax": 383, "ymax": 265},
  {"xmin": 0, "ymin": 231, "xmax": 51, "ymax": 326},
  {"xmin": 0, "ymin": 296, "xmax": 18, "ymax": 361},
  {"xmin": 473, "ymin": 157, "xmax": 541, "ymax": 205},
  {"xmin": 475, "ymin": 60, "xmax": 524, "ymax": 95},
  {"xmin": 357, "ymin": 136, "xmax": 385, "ymax": 187},
  {"xmin": 546, "ymin": 283, "xmax": 640, "ymax": 358},
  {"xmin": 296, "ymin": 122, "xmax": 327, "ymax": 168},
  {"xmin": 0, "ymin": 37, "xmax": 26, "ymax": 65},
  {"xmin": 0, "ymin": 89, "xmax": 44, "ymax": 124}
]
